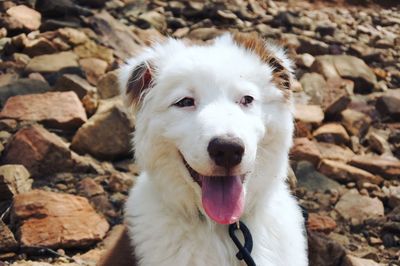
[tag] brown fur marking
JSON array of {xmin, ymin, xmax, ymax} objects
[{"xmin": 232, "ymin": 33, "xmax": 292, "ymax": 100}]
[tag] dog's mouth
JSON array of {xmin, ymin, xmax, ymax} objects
[{"xmin": 183, "ymin": 159, "xmax": 245, "ymax": 225}]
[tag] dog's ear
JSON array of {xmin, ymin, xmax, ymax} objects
[
  {"xmin": 233, "ymin": 33, "xmax": 293, "ymax": 98},
  {"xmin": 120, "ymin": 61, "xmax": 154, "ymax": 108}
]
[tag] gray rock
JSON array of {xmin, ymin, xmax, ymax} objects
[
  {"xmin": 0, "ymin": 78, "xmax": 50, "ymax": 107},
  {"xmin": 307, "ymin": 230, "xmax": 346, "ymax": 266},
  {"xmin": 296, "ymin": 161, "xmax": 343, "ymax": 192},
  {"xmin": 300, "ymin": 72, "xmax": 327, "ymax": 105}
]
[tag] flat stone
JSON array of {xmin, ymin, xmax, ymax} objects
[
  {"xmin": 311, "ymin": 55, "xmax": 377, "ymax": 94},
  {"xmin": 0, "ymin": 220, "xmax": 18, "ymax": 252},
  {"xmin": 307, "ymin": 213, "xmax": 337, "ymax": 234},
  {"xmin": 295, "ymin": 53, "xmax": 315, "ymax": 68},
  {"xmin": 313, "ymin": 123, "xmax": 350, "ymax": 145},
  {"xmin": 6, "ymin": 5, "xmax": 41, "ymax": 31},
  {"xmin": 0, "ymin": 78, "xmax": 50, "ymax": 108},
  {"xmin": 385, "ymin": 186, "xmax": 400, "ymax": 209},
  {"xmin": 319, "ymin": 159, "xmax": 383, "ymax": 185},
  {"xmin": 315, "ymin": 142, "xmax": 355, "ymax": 162},
  {"xmin": 368, "ymin": 131, "xmax": 392, "ymax": 155},
  {"xmin": 58, "ymin": 27, "xmax": 89, "ymax": 45},
  {"xmin": 341, "ymin": 109, "xmax": 371, "ymax": 138},
  {"xmin": 138, "ymin": 11, "xmax": 167, "ymax": 32},
  {"xmin": 54, "ymin": 74, "xmax": 96, "ymax": 99},
  {"xmin": 290, "ymin": 138, "xmax": 321, "ymax": 166},
  {"xmin": 1, "ymin": 125, "xmax": 78, "ymax": 177},
  {"xmin": 342, "ymin": 255, "xmax": 383, "ymax": 266},
  {"xmin": 349, "ymin": 155, "xmax": 400, "ymax": 180},
  {"xmin": 12, "ymin": 190, "xmax": 109, "ymax": 249},
  {"xmin": 71, "ymin": 105, "xmax": 134, "ymax": 161},
  {"xmin": 294, "ymin": 104, "xmax": 324, "ymax": 125},
  {"xmin": 376, "ymin": 95, "xmax": 400, "ymax": 121},
  {"xmin": 74, "ymin": 41, "xmax": 114, "ymax": 64},
  {"xmin": 25, "ymin": 51, "xmax": 79, "ymax": 73},
  {"xmin": 297, "ymin": 37, "xmax": 330, "ymax": 56},
  {"xmin": 97, "ymin": 70, "xmax": 120, "ymax": 99},
  {"xmin": 335, "ymin": 189, "xmax": 384, "ymax": 221},
  {"xmin": 300, "ymin": 72, "xmax": 326, "ymax": 105},
  {"xmin": 79, "ymin": 58, "xmax": 108, "ymax": 85},
  {"xmin": 295, "ymin": 161, "xmax": 342, "ymax": 192},
  {"xmin": 0, "ymin": 165, "xmax": 32, "ymax": 201},
  {"xmin": 22, "ymin": 38, "xmax": 57, "ymax": 57},
  {"xmin": 188, "ymin": 28, "xmax": 223, "ymax": 41},
  {"xmin": 0, "ymin": 91, "xmax": 87, "ymax": 130},
  {"xmin": 86, "ymin": 11, "xmax": 141, "ymax": 60},
  {"xmin": 322, "ymin": 78, "xmax": 352, "ymax": 117}
]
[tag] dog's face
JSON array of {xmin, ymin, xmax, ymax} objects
[{"xmin": 120, "ymin": 34, "xmax": 294, "ymax": 225}]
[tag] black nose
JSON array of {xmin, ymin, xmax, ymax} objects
[{"xmin": 207, "ymin": 137, "xmax": 245, "ymax": 168}]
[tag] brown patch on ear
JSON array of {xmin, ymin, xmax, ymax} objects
[
  {"xmin": 233, "ymin": 33, "xmax": 292, "ymax": 99},
  {"xmin": 126, "ymin": 62, "xmax": 153, "ymax": 107}
]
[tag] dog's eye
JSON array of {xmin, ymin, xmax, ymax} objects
[
  {"xmin": 174, "ymin": 97, "xmax": 195, "ymax": 108},
  {"xmin": 240, "ymin": 95, "xmax": 254, "ymax": 106}
]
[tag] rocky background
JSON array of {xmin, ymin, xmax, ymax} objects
[{"xmin": 0, "ymin": 0, "xmax": 399, "ymax": 265}]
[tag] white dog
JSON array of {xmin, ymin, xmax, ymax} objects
[{"xmin": 120, "ymin": 33, "xmax": 308, "ymax": 266}]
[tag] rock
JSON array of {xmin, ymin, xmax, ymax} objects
[
  {"xmin": 0, "ymin": 91, "xmax": 87, "ymax": 130},
  {"xmin": 11, "ymin": 190, "xmax": 109, "ymax": 249},
  {"xmin": 97, "ymin": 71, "xmax": 120, "ymax": 99},
  {"xmin": 341, "ymin": 109, "xmax": 371, "ymax": 138},
  {"xmin": 322, "ymin": 78, "xmax": 352, "ymax": 118},
  {"xmin": 335, "ymin": 189, "xmax": 384, "ymax": 221},
  {"xmin": 295, "ymin": 53, "xmax": 315, "ymax": 68},
  {"xmin": 307, "ymin": 231, "xmax": 346, "ymax": 266},
  {"xmin": 296, "ymin": 161, "xmax": 342, "ymax": 193},
  {"xmin": 294, "ymin": 104, "xmax": 324, "ymax": 125},
  {"xmin": 1, "ymin": 125, "xmax": 77, "ymax": 177},
  {"xmin": 22, "ymin": 38, "xmax": 57, "ymax": 57},
  {"xmin": 86, "ymin": 11, "xmax": 141, "ymax": 60},
  {"xmin": 313, "ymin": 123, "xmax": 350, "ymax": 145},
  {"xmin": 54, "ymin": 74, "xmax": 96, "ymax": 99},
  {"xmin": 291, "ymin": 138, "xmax": 321, "ymax": 166},
  {"xmin": 138, "ymin": 11, "xmax": 167, "ymax": 32},
  {"xmin": 0, "ymin": 165, "xmax": 32, "ymax": 201},
  {"xmin": 77, "ymin": 0, "xmax": 107, "ymax": 8},
  {"xmin": 108, "ymin": 172, "xmax": 135, "ymax": 193},
  {"xmin": 386, "ymin": 186, "xmax": 400, "ymax": 209},
  {"xmin": 376, "ymin": 95, "xmax": 400, "ymax": 121},
  {"xmin": 6, "ymin": 5, "xmax": 41, "ymax": 31},
  {"xmin": 349, "ymin": 155, "xmax": 400, "ymax": 180},
  {"xmin": 78, "ymin": 178, "xmax": 104, "ymax": 198},
  {"xmin": 311, "ymin": 55, "xmax": 377, "ymax": 94},
  {"xmin": 79, "ymin": 58, "xmax": 108, "ymax": 85},
  {"xmin": 0, "ymin": 79, "xmax": 50, "ymax": 107},
  {"xmin": 315, "ymin": 142, "xmax": 355, "ymax": 162},
  {"xmin": 297, "ymin": 37, "xmax": 330, "ymax": 56},
  {"xmin": 71, "ymin": 105, "xmax": 134, "ymax": 161},
  {"xmin": 300, "ymin": 73, "xmax": 326, "ymax": 105},
  {"xmin": 25, "ymin": 51, "xmax": 79, "ymax": 73},
  {"xmin": 307, "ymin": 213, "xmax": 337, "ymax": 234},
  {"xmin": 58, "ymin": 27, "xmax": 89, "ymax": 45},
  {"xmin": 188, "ymin": 28, "xmax": 222, "ymax": 41},
  {"xmin": 0, "ymin": 220, "xmax": 18, "ymax": 252},
  {"xmin": 367, "ymin": 131, "xmax": 392, "ymax": 155},
  {"xmin": 319, "ymin": 159, "xmax": 383, "ymax": 185},
  {"xmin": 74, "ymin": 41, "xmax": 114, "ymax": 64},
  {"xmin": 342, "ymin": 254, "xmax": 383, "ymax": 266}
]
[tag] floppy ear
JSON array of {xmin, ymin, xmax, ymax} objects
[
  {"xmin": 233, "ymin": 33, "xmax": 293, "ymax": 99},
  {"xmin": 120, "ymin": 61, "xmax": 154, "ymax": 109}
]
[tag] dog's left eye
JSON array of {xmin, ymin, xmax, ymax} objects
[
  {"xmin": 240, "ymin": 95, "xmax": 254, "ymax": 106},
  {"xmin": 174, "ymin": 97, "xmax": 195, "ymax": 108}
]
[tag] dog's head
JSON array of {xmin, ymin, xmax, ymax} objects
[{"xmin": 120, "ymin": 33, "xmax": 294, "ymax": 225}]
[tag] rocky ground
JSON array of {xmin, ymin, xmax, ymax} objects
[{"xmin": 0, "ymin": 0, "xmax": 399, "ymax": 265}]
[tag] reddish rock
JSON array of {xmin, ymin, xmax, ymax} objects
[
  {"xmin": 290, "ymin": 138, "xmax": 321, "ymax": 166},
  {"xmin": 0, "ymin": 91, "xmax": 87, "ymax": 130},
  {"xmin": 25, "ymin": 51, "xmax": 78, "ymax": 73},
  {"xmin": 322, "ymin": 78, "xmax": 352, "ymax": 117},
  {"xmin": 12, "ymin": 190, "xmax": 109, "ymax": 249},
  {"xmin": 307, "ymin": 213, "xmax": 337, "ymax": 234},
  {"xmin": 335, "ymin": 189, "xmax": 384, "ymax": 222},
  {"xmin": 313, "ymin": 123, "xmax": 350, "ymax": 145},
  {"xmin": 6, "ymin": 5, "xmax": 41, "ymax": 31},
  {"xmin": 349, "ymin": 155, "xmax": 400, "ymax": 180},
  {"xmin": 2, "ymin": 125, "xmax": 76, "ymax": 177},
  {"xmin": 319, "ymin": 159, "xmax": 383, "ymax": 185},
  {"xmin": 294, "ymin": 104, "xmax": 324, "ymax": 125}
]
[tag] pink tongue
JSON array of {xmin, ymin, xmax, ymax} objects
[{"xmin": 201, "ymin": 176, "xmax": 244, "ymax": 224}]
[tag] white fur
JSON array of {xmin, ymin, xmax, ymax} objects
[{"xmin": 121, "ymin": 34, "xmax": 308, "ymax": 266}]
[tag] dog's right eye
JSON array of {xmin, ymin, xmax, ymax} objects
[{"xmin": 174, "ymin": 97, "xmax": 195, "ymax": 108}]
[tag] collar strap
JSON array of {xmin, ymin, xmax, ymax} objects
[{"xmin": 228, "ymin": 221, "xmax": 256, "ymax": 266}]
